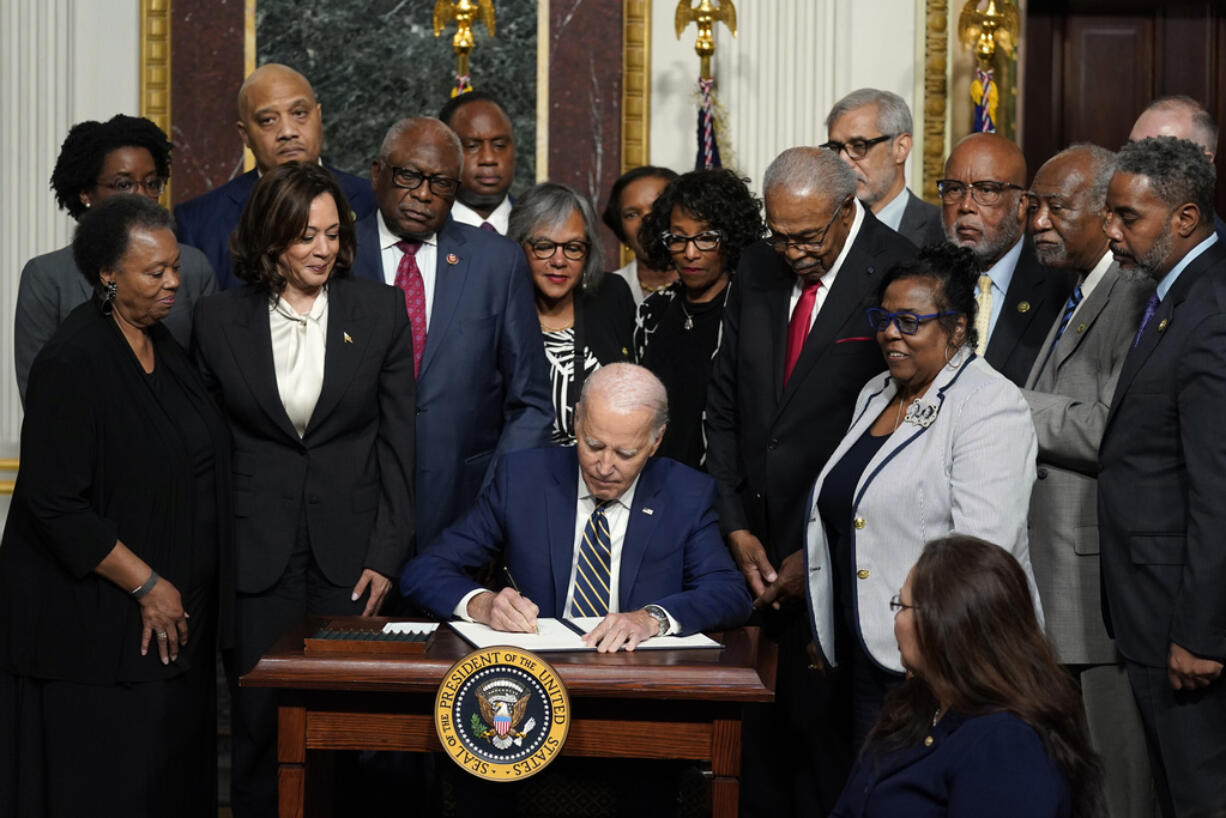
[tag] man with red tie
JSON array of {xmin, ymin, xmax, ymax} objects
[
  {"xmin": 705, "ymin": 146, "xmax": 916, "ymax": 817},
  {"xmin": 353, "ymin": 116, "xmax": 553, "ymax": 564}
]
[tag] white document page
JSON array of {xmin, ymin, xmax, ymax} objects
[{"xmin": 449, "ymin": 618, "xmax": 723, "ymax": 652}]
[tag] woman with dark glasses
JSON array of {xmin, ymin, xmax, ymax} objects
[
  {"xmin": 803, "ymin": 242, "xmax": 1042, "ymax": 746},
  {"xmin": 508, "ymin": 182, "xmax": 635, "ymax": 445},
  {"xmin": 635, "ymin": 168, "xmax": 764, "ymax": 469}
]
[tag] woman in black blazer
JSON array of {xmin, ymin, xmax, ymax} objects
[
  {"xmin": 0, "ymin": 196, "xmax": 232, "ymax": 817},
  {"xmin": 191, "ymin": 162, "xmax": 416, "ymax": 816},
  {"xmin": 508, "ymin": 182, "xmax": 635, "ymax": 445}
]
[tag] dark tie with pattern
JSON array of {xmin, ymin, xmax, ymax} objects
[
  {"xmin": 571, "ymin": 501, "xmax": 613, "ymax": 617},
  {"xmin": 394, "ymin": 240, "xmax": 426, "ymax": 376},
  {"xmin": 1035, "ymin": 285, "xmax": 1084, "ymax": 378},
  {"xmin": 480, "ymin": 221, "xmax": 497, "ymax": 233},
  {"xmin": 1132, "ymin": 291, "xmax": 1162, "ymax": 349}
]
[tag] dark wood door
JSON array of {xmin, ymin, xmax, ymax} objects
[{"xmin": 1023, "ymin": 0, "xmax": 1226, "ymax": 215}]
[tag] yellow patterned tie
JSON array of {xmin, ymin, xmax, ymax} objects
[
  {"xmin": 974, "ymin": 274, "xmax": 994, "ymax": 356},
  {"xmin": 571, "ymin": 501, "xmax": 613, "ymax": 617}
]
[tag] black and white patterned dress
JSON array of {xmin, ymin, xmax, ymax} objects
[{"xmin": 542, "ymin": 327, "xmax": 600, "ymax": 446}]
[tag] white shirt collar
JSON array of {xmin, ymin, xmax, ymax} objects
[
  {"xmin": 376, "ymin": 209, "xmax": 437, "ymax": 252},
  {"xmin": 873, "ymin": 187, "xmax": 909, "ymax": 233},
  {"xmin": 451, "ymin": 196, "xmax": 512, "ymax": 233},
  {"xmin": 1078, "ymin": 249, "xmax": 1115, "ymax": 300},
  {"xmin": 577, "ymin": 467, "xmax": 640, "ymax": 512},
  {"xmin": 983, "ymin": 236, "xmax": 1025, "ymax": 293},
  {"xmin": 1157, "ymin": 233, "xmax": 1219, "ymax": 301}
]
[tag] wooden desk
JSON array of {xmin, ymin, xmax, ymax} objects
[{"xmin": 243, "ymin": 617, "xmax": 776, "ymax": 818}]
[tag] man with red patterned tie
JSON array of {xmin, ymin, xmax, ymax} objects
[
  {"xmin": 704, "ymin": 146, "xmax": 916, "ymax": 818},
  {"xmin": 353, "ymin": 117, "xmax": 553, "ymax": 564}
]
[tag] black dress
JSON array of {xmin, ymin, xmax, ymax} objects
[
  {"xmin": 637, "ymin": 281, "xmax": 730, "ymax": 469},
  {"xmin": 0, "ymin": 302, "xmax": 232, "ymax": 818}
]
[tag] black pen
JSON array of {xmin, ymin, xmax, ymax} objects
[{"xmin": 502, "ymin": 565, "xmax": 539, "ymax": 634}]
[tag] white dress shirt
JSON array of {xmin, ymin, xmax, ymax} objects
[
  {"xmin": 787, "ymin": 198, "xmax": 866, "ymax": 333},
  {"xmin": 1070, "ymin": 249, "xmax": 1115, "ymax": 321},
  {"xmin": 269, "ymin": 289, "xmax": 328, "ymax": 437},
  {"xmin": 376, "ymin": 210, "xmax": 438, "ymax": 331},
  {"xmin": 873, "ymin": 187, "xmax": 910, "ymax": 234},
  {"xmin": 451, "ymin": 197, "xmax": 512, "ymax": 234}
]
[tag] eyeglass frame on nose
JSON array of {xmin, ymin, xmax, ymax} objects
[
  {"xmin": 889, "ymin": 594, "xmax": 919, "ymax": 613},
  {"xmin": 660, "ymin": 230, "xmax": 723, "ymax": 253},
  {"xmin": 767, "ymin": 196, "xmax": 852, "ymax": 254},
  {"xmin": 819, "ymin": 133, "xmax": 895, "ymax": 161},
  {"xmin": 97, "ymin": 176, "xmax": 168, "ymax": 196},
  {"xmin": 526, "ymin": 238, "xmax": 591, "ymax": 261},
  {"xmin": 936, "ymin": 179, "xmax": 1025, "ymax": 207},
  {"xmin": 383, "ymin": 164, "xmax": 461, "ymax": 197},
  {"xmin": 866, "ymin": 306, "xmax": 960, "ymax": 335}
]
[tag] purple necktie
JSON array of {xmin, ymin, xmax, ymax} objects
[
  {"xmin": 480, "ymin": 221, "xmax": 496, "ymax": 233},
  {"xmin": 1132, "ymin": 291, "xmax": 1161, "ymax": 349}
]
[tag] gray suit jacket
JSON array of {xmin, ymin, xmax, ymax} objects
[
  {"xmin": 15, "ymin": 243, "xmax": 216, "ymax": 403},
  {"xmin": 897, "ymin": 190, "xmax": 946, "ymax": 249},
  {"xmin": 1022, "ymin": 263, "xmax": 1153, "ymax": 664}
]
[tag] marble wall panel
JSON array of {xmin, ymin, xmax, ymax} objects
[
  {"xmin": 257, "ymin": 0, "xmax": 538, "ymax": 191},
  {"xmin": 170, "ymin": 0, "xmax": 246, "ymax": 203}
]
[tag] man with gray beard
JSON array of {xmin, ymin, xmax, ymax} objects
[
  {"xmin": 1099, "ymin": 136, "xmax": 1226, "ymax": 817},
  {"xmin": 1021, "ymin": 144, "xmax": 1156, "ymax": 818},
  {"xmin": 939, "ymin": 132, "xmax": 1073, "ymax": 384}
]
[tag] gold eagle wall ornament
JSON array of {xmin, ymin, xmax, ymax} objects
[
  {"xmin": 674, "ymin": 0, "xmax": 737, "ymax": 80},
  {"xmin": 432, "ymin": 0, "xmax": 497, "ymax": 96}
]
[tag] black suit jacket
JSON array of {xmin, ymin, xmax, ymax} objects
[
  {"xmin": 897, "ymin": 190, "xmax": 947, "ymax": 249},
  {"xmin": 705, "ymin": 209, "xmax": 918, "ymax": 562},
  {"xmin": 1098, "ymin": 240, "xmax": 1226, "ymax": 667},
  {"xmin": 192, "ymin": 276, "xmax": 416, "ymax": 594},
  {"xmin": 174, "ymin": 165, "xmax": 375, "ymax": 291},
  {"xmin": 0, "ymin": 303, "xmax": 232, "ymax": 683},
  {"xmin": 983, "ymin": 240, "xmax": 1074, "ymax": 386}
]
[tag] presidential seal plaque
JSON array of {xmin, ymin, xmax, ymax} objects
[{"xmin": 434, "ymin": 646, "xmax": 570, "ymax": 781}]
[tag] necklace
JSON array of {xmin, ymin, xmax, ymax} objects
[
  {"xmin": 640, "ymin": 280, "xmax": 673, "ymax": 295},
  {"xmin": 539, "ymin": 318, "xmax": 573, "ymax": 332},
  {"xmin": 892, "ymin": 393, "xmax": 908, "ymax": 432},
  {"xmin": 679, "ymin": 298, "xmax": 696, "ymax": 331}
]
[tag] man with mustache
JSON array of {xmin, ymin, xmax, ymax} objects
[
  {"xmin": 823, "ymin": 88, "xmax": 944, "ymax": 248},
  {"xmin": 439, "ymin": 92, "xmax": 516, "ymax": 234},
  {"xmin": 174, "ymin": 63, "xmax": 375, "ymax": 289},
  {"xmin": 705, "ymin": 147, "xmax": 916, "ymax": 816},
  {"xmin": 1020, "ymin": 143, "xmax": 1155, "ymax": 818},
  {"xmin": 939, "ymin": 132, "xmax": 1073, "ymax": 385},
  {"xmin": 1098, "ymin": 136, "xmax": 1226, "ymax": 817},
  {"xmin": 353, "ymin": 117, "xmax": 552, "ymax": 567}
]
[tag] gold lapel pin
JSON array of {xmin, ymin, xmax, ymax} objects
[
  {"xmin": 446, "ymin": 253, "xmax": 459, "ymax": 265},
  {"xmin": 344, "ymin": 332, "xmax": 353, "ymax": 344},
  {"xmin": 642, "ymin": 508, "xmax": 654, "ymax": 515},
  {"xmin": 1017, "ymin": 301, "xmax": 1031, "ymax": 314},
  {"xmin": 1076, "ymin": 323, "xmax": 1087, "ymax": 333},
  {"xmin": 1158, "ymin": 318, "xmax": 1169, "ymax": 332}
]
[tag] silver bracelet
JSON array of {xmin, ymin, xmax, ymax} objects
[{"xmin": 131, "ymin": 570, "xmax": 160, "ymax": 599}]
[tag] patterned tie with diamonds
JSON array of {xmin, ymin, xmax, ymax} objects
[
  {"xmin": 571, "ymin": 501, "xmax": 613, "ymax": 617},
  {"xmin": 394, "ymin": 240, "xmax": 426, "ymax": 376}
]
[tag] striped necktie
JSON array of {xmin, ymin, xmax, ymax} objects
[
  {"xmin": 571, "ymin": 501, "xmax": 614, "ymax": 617},
  {"xmin": 1034, "ymin": 285, "xmax": 1084, "ymax": 378}
]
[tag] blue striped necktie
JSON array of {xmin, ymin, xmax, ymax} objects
[
  {"xmin": 1035, "ymin": 286, "xmax": 1083, "ymax": 378},
  {"xmin": 572, "ymin": 501, "xmax": 614, "ymax": 617}
]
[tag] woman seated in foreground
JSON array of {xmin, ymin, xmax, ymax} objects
[{"xmin": 832, "ymin": 534, "xmax": 1103, "ymax": 818}]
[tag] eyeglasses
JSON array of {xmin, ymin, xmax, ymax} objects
[
  {"xmin": 97, "ymin": 176, "xmax": 167, "ymax": 196},
  {"xmin": 661, "ymin": 230, "xmax": 722, "ymax": 253},
  {"xmin": 936, "ymin": 179, "xmax": 1025, "ymax": 207},
  {"xmin": 889, "ymin": 594, "xmax": 918, "ymax": 613},
  {"xmin": 767, "ymin": 197, "xmax": 851, "ymax": 254},
  {"xmin": 384, "ymin": 165, "xmax": 460, "ymax": 197},
  {"xmin": 527, "ymin": 239, "xmax": 590, "ymax": 261},
  {"xmin": 866, "ymin": 307, "xmax": 960, "ymax": 335},
  {"xmin": 819, "ymin": 134, "xmax": 895, "ymax": 160}
]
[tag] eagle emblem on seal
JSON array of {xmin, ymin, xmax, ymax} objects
[{"xmin": 470, "ymin": 679, "xmax": 537, "ymax": 750}]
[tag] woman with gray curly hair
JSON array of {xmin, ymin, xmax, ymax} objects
[{"xmin": 509, "ymin": 182, "xmax": 635, "ymax": 445}]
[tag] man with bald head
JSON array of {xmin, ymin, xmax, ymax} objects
[
  {"xmin": 1130, "ymin": 95, "xmax": 1225, "ymax": 242},
  {"xmin": 1021, "ymin": 144, "xmax": 1156, "ymax": 818},
  {"xmin": 174, "ymin": 63, "xmax": 375, "ymax": 289},
  {"xmin": 705, "ymin": 146, "xmax": 915, "ymax": 816},
  {"xmin": 939, "ymin": 132, "xmax": 1073, "ymax": 384},
  {"xmin": 353, "ymin": 117, "xmax": 552, "ymax": 557}
]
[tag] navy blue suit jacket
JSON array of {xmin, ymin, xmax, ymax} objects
[
  {"xmin": 174, "ymin": 165, "xmax": 375, "ymax": 291},
  {"xmin": 832, "ymin": 712, "xmax": 1069, "ymax": 818},
  {"xmin": 353, "ymin": 213, "xmax": 553, "ymax": 551},
  {"xmin": 401, "ymin": 447, "xmax": 752, "ymax": 635}
]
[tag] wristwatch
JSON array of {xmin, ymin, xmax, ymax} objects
[{"xmin": 644, "ymin": 604, "xmax": 671, "ymax": 637}]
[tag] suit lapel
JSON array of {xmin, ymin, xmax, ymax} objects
[
  {"xmin": 304, "ymin": 280, "xmax": 370, "ymax": 436},
  {"xmin": 618, "ymin": 464, "xmax": 664, "ymax": 610},
  {"xmin": 756, "ymin": 257, "xmax": 794, "ymax": 402},
  {"xmin": 419, "ymin": 220, "xmax": 471, "ymax": 379},
  {"xmin": 224, "ymin": 290, "xmax": 301, "ymax": 443},
  {"xmin": 225, "ymin": 170, "xmax": 258, "ymax": 208},
  {"xmin": 1049, "ymin": 270, "xmax": 1116, "ymax": 374},
  {"xmin": 546, "ymin": 455, "xmax": 581, "ymax": 613},
  {"xmin": 985, "ymin": 241, "xmax": 1043, "ymax": 364}
]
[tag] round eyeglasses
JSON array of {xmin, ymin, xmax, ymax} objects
[{"xmin": 527, "ymin": 239, "xmax": 590, "ymax": 261}]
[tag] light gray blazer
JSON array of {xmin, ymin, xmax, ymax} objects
[
  {"xmin": 14, "ymin": 243, "xmax": 216, "ymax": 403},
  {"xmin": 804, "ymin": 354, "xmax": 1040, "ymax": 672},
  {"xmin": 1022, "ymin": 262, "xmax": 1153, "ymax": 664}
]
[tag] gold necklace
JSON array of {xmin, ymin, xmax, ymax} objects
[{"xmin": 539, "ymin": 318, "xmax": 574, "ymax": 332}]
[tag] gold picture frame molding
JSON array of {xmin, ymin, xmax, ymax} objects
[{"xmin": 139, "ymin": 0, "xmax": 173, "ymax": 203}]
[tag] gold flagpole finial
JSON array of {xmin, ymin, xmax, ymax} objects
[
  {"xmin": 674, "ymin": 0, "xmax": 737, "ymax": 80},
  {"xmin": 433, "ymin": 0, "xmax": 496, "ymax": 94}
]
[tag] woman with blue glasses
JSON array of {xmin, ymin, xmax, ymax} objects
[{"xmin": 802, "ymin": 242, "xmax": 1042, "ymax": 747}]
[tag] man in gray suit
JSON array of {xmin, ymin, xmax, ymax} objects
[
  {"xmin": 823, "ymin": 88, "xmax": 943, "ymax": 247},
  {"xmin": 1021, "ymin": 144, "xmax": 1156, "ymax": 818}
]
